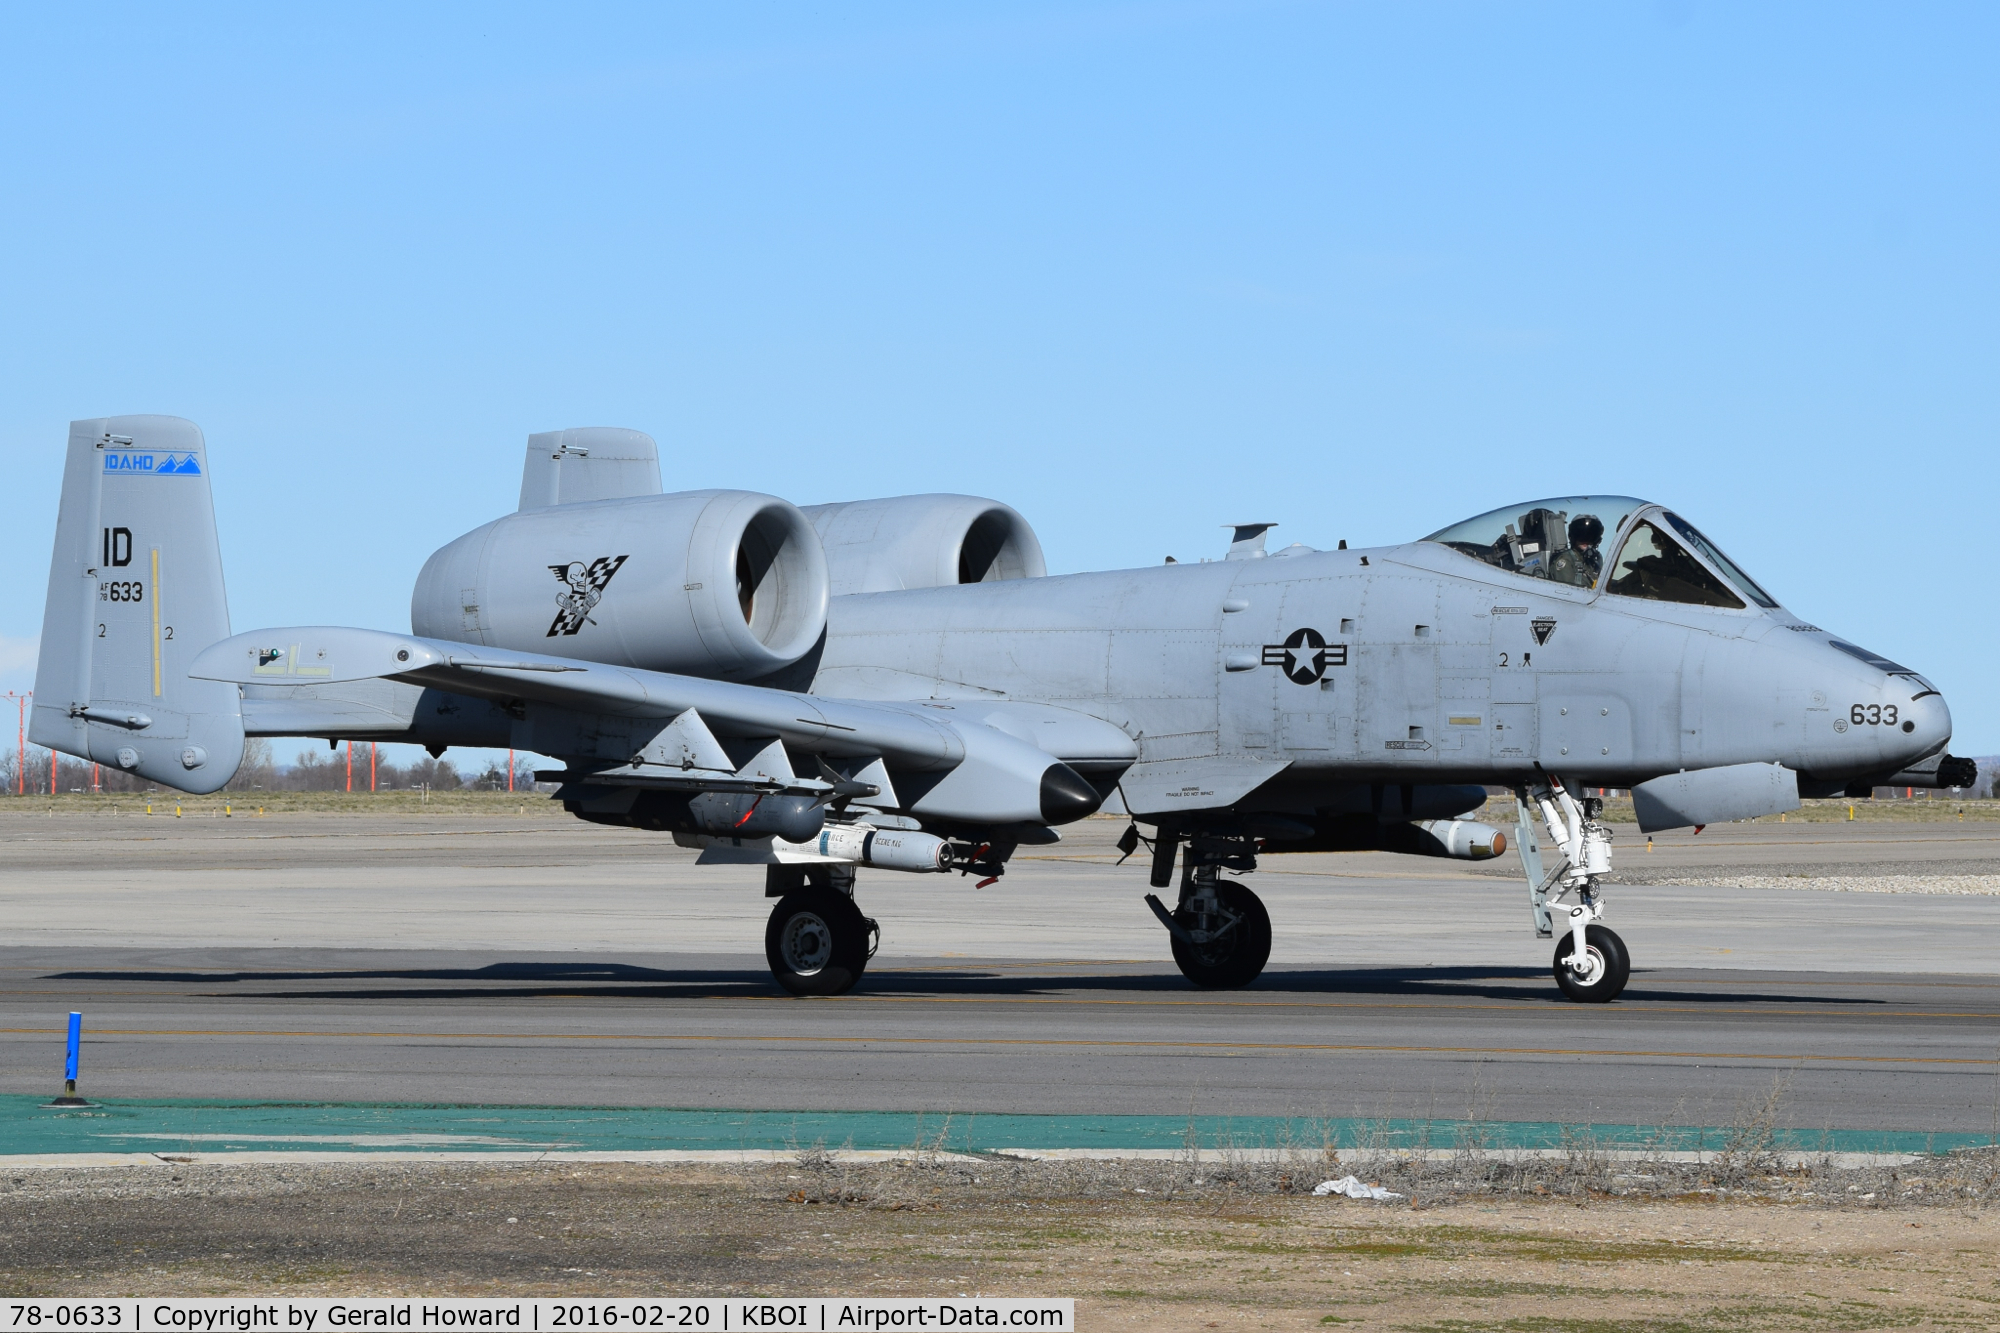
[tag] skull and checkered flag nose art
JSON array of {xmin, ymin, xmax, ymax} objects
[{"xmin": 546, "ymin": 555, "xmax": 629, "ymax": 636}]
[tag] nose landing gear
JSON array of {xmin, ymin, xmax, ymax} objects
[
  {"xmin": 1553, "ymin": 920, "xmax": 1629, "ymax": 1003},
  {"xmin": 1518, "ymin": 776, "xmax": 1631, "ymax": 1003}
]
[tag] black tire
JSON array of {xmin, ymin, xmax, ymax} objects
[
  {"xmin": 765, "ymin": 888, "xmax": 874, "ymax": 997},
  {"xmin": 1552, "ymin": 923, "xmax": 1630, "ymax": 1003},
  {"xmin": 1170, "ymin": 882, "xmax": 1272, "ymax": 989}
]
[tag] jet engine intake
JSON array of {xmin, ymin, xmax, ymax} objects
[
  {"xmin": 412, "ymin": 490, "xmax": 828, "ymax": 680},
  {"xmin": 802, "ymin": 494, "xmax": 1046, "ymax": 596}
]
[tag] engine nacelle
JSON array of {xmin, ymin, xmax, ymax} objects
[
  {"xmin": 801, "ymin": 494, "xmax": 1045, "ymax": 596},
  {"xmin": 412, "ymin": 490, "xmax": 829, "ymax": 680}
]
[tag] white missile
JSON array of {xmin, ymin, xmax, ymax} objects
[
  {"xmin": 1415, "ymin": 819, "xmax": 1508, "ymax": 860},
  {"xmin": 778, "ymin": 823, "xmax": 955, "ymax": 873}
]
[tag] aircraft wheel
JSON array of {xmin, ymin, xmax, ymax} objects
[
  {"xmin": 1552, "ymin": 924, "xmax": 1630, "ymax": 1003},
  {"xmin": 766, "ymin": 887, "xmax": 874, "ymax": 997},
  {"xmin": 1170, "ymin": 882, "xmax": 1272, "ymax": 989}
]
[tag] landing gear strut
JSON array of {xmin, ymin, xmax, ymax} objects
[
  {"xmin": 764, "ymin": 865, "xmax": 878, "ymax": 997},
  {"xmin": 1143, "ymin": 829, "xmax": 1271, "ymax": 989},
  {"xmin": 1516, "ymin": 775, "xmax": 1629, "ymax": 1003}
]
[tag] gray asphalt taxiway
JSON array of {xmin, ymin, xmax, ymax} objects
[{"xmin": 2, "ymin": 807, "xmax": 1996, "ymax": 1132}]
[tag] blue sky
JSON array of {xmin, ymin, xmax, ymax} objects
[{"xmin": 2, "ymin": 2, "xmax": 1994, "ymax": 765}]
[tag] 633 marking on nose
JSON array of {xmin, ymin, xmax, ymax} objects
[{"xmin": 1262, "ymin": 628, "xmax": 1348, "ymax": 684}]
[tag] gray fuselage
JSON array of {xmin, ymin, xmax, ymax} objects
[{"xmin": 812, "ymin": 539, "xmax": 1948, "ymax": 793}]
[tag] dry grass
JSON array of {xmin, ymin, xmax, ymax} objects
[
  {"xmin": 783, "ymin": 1143, "xmax": 2000, "ymax": 1213},
  {"xmin": 4, "ymin": 1153, "xmax": 2000, "ymax": 1329}
]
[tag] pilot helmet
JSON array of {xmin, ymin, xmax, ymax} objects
[{"xmin": 1569, "ymin": 514, "xmax": 1604, "ymax": 548}]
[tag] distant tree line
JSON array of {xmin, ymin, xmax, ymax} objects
[
  {"xmin": 1, "ymin": 738, "xmax": 537, "ymax": 795},
  {"xmin": 237, "ymin": 740, "xmax": 476, "ymax": 792}
]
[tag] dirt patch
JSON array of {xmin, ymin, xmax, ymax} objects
[{"xmin": 3, "ymin": 1157, "xmax": 1998, "ymax": 1329}]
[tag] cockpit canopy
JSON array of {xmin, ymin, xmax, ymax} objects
[{"xmin": 1423, "ymin": 496, "xmax": 1779, "ymax": 611}]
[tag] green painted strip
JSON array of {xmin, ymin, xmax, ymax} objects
[{"xmin": 3, "ymin": 1097, "xmax": 1992, "ymax": 1157}]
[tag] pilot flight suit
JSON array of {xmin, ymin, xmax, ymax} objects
[{"xmin": 1547, "ymin": 545, "xmax": 1602, "ymax": 588}]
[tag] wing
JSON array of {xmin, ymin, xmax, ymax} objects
[{"xmin": 191, "ymin": 626, "xmax": 1132, "ymax": 826}]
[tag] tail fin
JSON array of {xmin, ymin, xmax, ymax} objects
[
  {"xmin": 30, "ymin": 416, "xmax": 243, "ymax": 793},
  {"xmin": 517, "ymin": 428, "xmax": 661, "ymax": 510}
]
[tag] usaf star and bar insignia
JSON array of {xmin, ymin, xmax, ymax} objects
[{"xmin": 1260, "ymin": 627, "xmax": 1348, "ymax": 685}]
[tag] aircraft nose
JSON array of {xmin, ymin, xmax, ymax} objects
[{"xmin": 1894, "ymin": 686, "xmax": 1952, "ymax": 766}]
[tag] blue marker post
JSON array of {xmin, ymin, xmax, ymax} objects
[{"xmin": 47, "ymin": 1012, "xmax": 91, "ymax": 1107}]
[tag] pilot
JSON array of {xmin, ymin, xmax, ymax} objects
[{"xmin": 1548, "ymin": 515, "xmax": 1604, "ymax": 587}]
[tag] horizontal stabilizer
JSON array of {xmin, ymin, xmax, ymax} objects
[{"xmin": 193, "ymin": 627, "xmax": 473, "ymax": 685}]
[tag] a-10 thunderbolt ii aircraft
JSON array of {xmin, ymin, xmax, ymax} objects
[{"xmin": 33, "ymin": 416, "xmax": 1973, "ymax": 1002}]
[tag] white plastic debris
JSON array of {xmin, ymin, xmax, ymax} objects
[{"xmin": 1313, "ymin": 1175, "xmax": 1402, "ymax": 1200}]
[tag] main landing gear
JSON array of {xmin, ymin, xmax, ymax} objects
[
  {"xmin": 1139, "ymin": 827, "xmax": 1271, "ymax": 989},
  {"xmin": 1129, "ymin": 774, "xmax": 1630, "ymax": 1002},
  {"xmin": 1516, "ymin": 775, "xmax": 1630, "ymax": 1003},
  {"xmin": 764, "ymin": 866, "xmax": 879, "ymax": 997}
]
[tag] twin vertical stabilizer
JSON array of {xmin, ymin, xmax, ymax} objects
[
  {"xmin": 517, "ymin": 428, "xmax": 661, "ymax": 510},
  {"xmin": 30, "ymin": 417, "xmax": 244, "ymax": 793}
]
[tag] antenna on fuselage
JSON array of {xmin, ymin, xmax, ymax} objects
[{"xmin": 1222, "ymin": 522, "xmax": 1276, "ymax": 561}]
